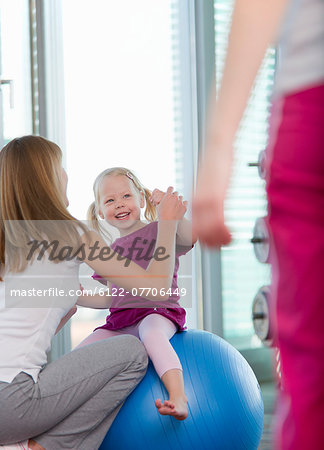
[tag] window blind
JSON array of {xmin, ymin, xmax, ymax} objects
[
  {"xmin": 214, "ymin": 0, "xmax": 275, "ymax": 340},
  {"xmin": 170, "ymin": 0, "xmax": 184, "ymax": 193}
]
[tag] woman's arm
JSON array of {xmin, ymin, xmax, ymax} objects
[
  {"xmin": 193, "ymin": 0, "xmax": 291, "ymax": 247},
  {"xmin": 77, "ymin": 293, "xmax": 112, "ymax": 309},
  {"xmin": 176, "ymin": 217, "xmax": 198, "ymax": 247},
  {"xmin": 80, "ymin": 188, "xmax": 186, "ymax": 300},
  {"xmin": 76, "ymin": 282, "xmax": 113, "ymax": 309}
]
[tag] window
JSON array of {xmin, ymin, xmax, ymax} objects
[
  {"xmin": 0, "ymin": 0, "xmax": 32, "ymax": 147},
  {"xmin": 61, "ymin": 0, "xmax": 197, "ymax": 346}
]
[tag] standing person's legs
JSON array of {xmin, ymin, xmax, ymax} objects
[
  {"xmin": 267, "ymin": 85, "xmax": 324, "ymax": 450},
  {"xmin": 0, "ymin": 335, "xmax": 147, "ymax": 450}
]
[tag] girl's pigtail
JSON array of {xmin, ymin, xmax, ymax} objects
[
  {"xmin": 87, "ymin": 202, "xmax": 100, "ymax": 233},
  {"xmin": 143, "ymin": 188, "xmax": 157, "ymax": 222},
  {"xmin": 87, "ymin": 201, "xmax": 113, "ymax": 244}
]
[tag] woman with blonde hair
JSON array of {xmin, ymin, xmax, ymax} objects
[{"xmin": 0, "ymin": 135, "xmax": 186, "ymax": 450}]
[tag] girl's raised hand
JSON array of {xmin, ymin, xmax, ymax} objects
[{"xmin": 157, "ymin": 186, "xmax": 187, "ymax": 221}]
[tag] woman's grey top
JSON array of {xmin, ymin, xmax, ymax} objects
[{"xmin": 274, "ymin": 0, "xmax": 324, "ymax": 95}]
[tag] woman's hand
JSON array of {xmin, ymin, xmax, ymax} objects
[{"xmin": 157, "ymin": 186, "xmax": 187, "ymax": 222}]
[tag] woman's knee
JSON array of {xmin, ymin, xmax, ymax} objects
[
  {"xmin": 115, "ymin": 335, "xmax": 148, "ymax": 370},
  {"xmin": 81, "ymin": 334, "xmax": 148, "ymax": 374}
]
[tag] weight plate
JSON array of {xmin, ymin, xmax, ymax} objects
[
  {"xmin": 252, "ymin": 285, "xmax": 273, "ymax": 345},
  {"xmin": 251, "ymin": 217, "xmax": 270, "ymax": 263}
]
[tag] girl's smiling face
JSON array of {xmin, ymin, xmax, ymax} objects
[{"xmin": 99, "ymin": 175, "xmax": 145, "ymax": 235}]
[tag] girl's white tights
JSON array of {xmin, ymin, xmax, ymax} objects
[{"xmin": 75, "ymin": 313, "xmax": 182, "ymax": 378}]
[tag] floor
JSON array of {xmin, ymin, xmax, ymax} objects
[{"xmin": 258, "ymin": 382, "xmax": 277, "ymax": 449}]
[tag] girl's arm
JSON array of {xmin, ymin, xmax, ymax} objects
[
  {"xmin": 80, "ymin": 188, "xmax": 186, "ymax": 301},
  {"xmin": 150, "ymin": 188, "xmax": 197, "ymax": 246},
  {"xmin": 193, "ymin": 0, "xmax": 291, "ymax": 247}
]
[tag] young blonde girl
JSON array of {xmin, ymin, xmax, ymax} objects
[
  {"xmin": 0, "ymin": 136, "xmax": 185, "ymax": 450},
  {"xmin": 77, "ymin": 167, "xmax": 196, "ymax": 421}
]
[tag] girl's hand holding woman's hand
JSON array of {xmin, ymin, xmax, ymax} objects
[{"xmin": 157, "ymin": 186, "xmax": 187, "ymax": 222}]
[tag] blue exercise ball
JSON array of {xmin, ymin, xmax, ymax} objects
[{"xmin": 100, "ymin": 329, "xmax": 264, "ymax": 450}]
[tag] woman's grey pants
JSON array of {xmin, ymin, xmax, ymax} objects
[{"xmin": 0, "ymin": 335, "xmax": 148, "ymax": 449}]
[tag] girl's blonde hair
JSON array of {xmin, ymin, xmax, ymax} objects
[
  {"xmin": 0, "ymin": 135, "xmax": 88, "ymax": 276},
  {"xmin": 88, "ymin": 167, "xmax": 156, "ymax": 242}
]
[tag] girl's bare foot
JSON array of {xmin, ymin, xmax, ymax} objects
[{"xmin": 155, "ymin": 396, "xmax": 188, "ymax": 421}]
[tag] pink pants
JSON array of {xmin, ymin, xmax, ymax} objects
[
  {"xmin": 76, "ymin": 314, "xmax": 182, "ymax": 378},
  {"xmin": 266, "ymin": 83, "xmax": 324, "ymax": 450}
]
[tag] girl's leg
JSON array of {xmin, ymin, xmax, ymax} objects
[
  {"xmin": 0, "ymin": 335, "xmax": 147, "ymax": 450},
  {"xmin": 74, "ymin": 321, "xmax": 144, "ymax": 350},
  {"xmin": 138, "ymin": 314, "xmax": 187, "ymax": 420},
  {"xmin": 74, "ymin": 328, "xmax": 121, "ymax": 349}
]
